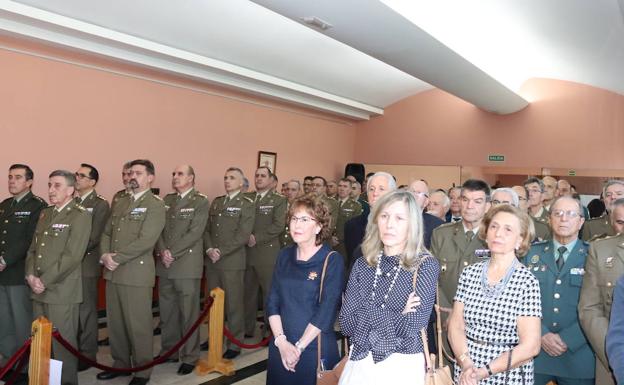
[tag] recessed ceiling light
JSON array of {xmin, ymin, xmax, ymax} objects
[{"xmin": 300, "ymin": 16, "xmax": 333, "ymax": 31}]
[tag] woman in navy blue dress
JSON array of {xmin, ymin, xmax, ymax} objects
[{"xmin": 266, "ymin": 194, "xmax": 345, "ymax": 385}]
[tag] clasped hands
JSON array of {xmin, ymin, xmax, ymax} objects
[
  {"xmin": 100, "ymin": 253, "xmax": 119, "ymax": 271},
  {"xmin": 26, "ymin": 274, "xmax": 45, "ymax": 294},
  {"xmin": 275, "ymin": 338, "xmax": 301, "ymax": 372},
  {"xmin": 458, "ymin": 363, "xmax": 488, "ymax": 385},
  {"xmin": 160, "ymin": 249, "xmax": 174, "ymax": 268},
  {"xmin": 206, "ymin": 248, "xmax": 221, "ymax": 263},
  {"xmin": 541, "ymin": 332, "xmax": 567, "ymax": 356}
]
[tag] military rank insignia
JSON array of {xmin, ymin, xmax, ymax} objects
[{"xmin": 531, "ymin": 255, "xmax": 540, "ymax": 264}]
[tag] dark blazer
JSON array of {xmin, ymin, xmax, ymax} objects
[
  {"xmin": 343, "ymin": 204, "xmax": 369, "ymax": 273},
  {"xmin": 422, "ymin": 212, "xmax": 444, "ymax": 250}
]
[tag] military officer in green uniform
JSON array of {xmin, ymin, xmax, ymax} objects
[
  {"xmin": 73, "ymin": 163, "xmax": 110, "ymax": 370},
  {"xmin": 431, "ymin": 179, "xmax": 491, "ymax": 312},
  {"xmin": 25, "ymin": 170, "xmax": 92, "ymax": 385},
  {"xmin": 332, "ymin": 178, "xmax": 362, "ymax": 258},
  {"xmin": 0, "ymin": 164, "xmax": 46, "ymax": 370},
  {"xmin": 97, "ymin": 159, "xmax": 166, "ymax": 385},
  {"xmin": 581, "ymin": 180, "xmax": 624, "ymax": 241},
  {"xmin": 244, "ymin": 167, "xmax": 287, "ymax": 338},
  {"xmin": 111, "ymin": 161, "xmax": 132, "ymax": 209},
  {"xmin": 579, "ymin": 204, "xmax": 624, "ymax": 385},
  {"xmin": 311, "ymin": 176, "xmax": 338, "ymax": 233},
  {"xmin": 525, "ymin": 177, "xmax": 550, "ymax": 223},
  {"xmin": 279, "ymin": 180, "xmax": 300, "ymax": 248},
  {"xmin": 204, "ymin": 167, "xmax": 254, "ymax": 359},
  {"xmin": 524, "ymin": 196, "xmax": 594, "ymax": 385},
  {"xmin": 155, "ymin": 165, "xmax": 209, "ymax": 375}
]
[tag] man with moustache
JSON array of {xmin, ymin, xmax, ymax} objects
[
  {"xmin": 203, "ymin": 167, "xmax": 254, "ymax": 359},
  {"xmin": 155, "ymin": 165, "xmax": 208, "ymax": 375},
  {"xmin": 244, "ymin": 167, "xmax": 286, "ymax": 339},
  {"xmin": 26, "ymin": 170, "xmax": 91, "ymax": 385},
  {"xmin": 581, "ymin": 180, "xmax": 624, "ymax": 241},
  {"xmin": 73, "ymin": 163, "xmax": 110, "ymax": 370},
  {"xmin": 579, "ymin": 198, "xmax": 624, "ymax": 385},
  {"xmin": 97, "ymin": 159, "xmax": 166, "ymax": 385},
  {"xmin": 525, "ymin": 196, "xmax": 594, "ymax": 385},
  {"xmin": 111, "ymin": 161, "xmax": 132, "ymax": 209},
  {"xmin": 0, "ymin": 164, "xmax": 47, "ymax": 374}
]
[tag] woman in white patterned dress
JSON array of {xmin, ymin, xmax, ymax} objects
[{"xmin": 448, "ymin": 204, "xmax": 542, "ymax": 384}]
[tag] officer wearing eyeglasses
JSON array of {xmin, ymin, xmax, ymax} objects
[
  {"xmin": 525, "ymin": 196, "xmax": 595, "ymax": 385},
  {"xmin": 74, "ymin": 163, "xmax": 110, "ymax": 370}
]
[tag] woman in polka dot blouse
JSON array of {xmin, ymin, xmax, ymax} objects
[{"xmin": 339, "ymin": 190, "xmax": 440, "ymax": 385}]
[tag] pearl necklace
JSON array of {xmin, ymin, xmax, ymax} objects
[
  {"xmin": 370, "ymin": 253, "xmax": 402, "ymax": 309},
  {"xmin": 481, "ymin": 258, "xmax": 517, "ymax": 298}
]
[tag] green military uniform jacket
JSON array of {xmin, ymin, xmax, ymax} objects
[
  {"xmin": 525, "ymin": 240, "xmax": 595, "ymax": 379},
  {"xmin": 156, "ymin": 189, "xmax": 209, "ymax": 279},
  {"xmin": 430, "ymin": 220, "xmax": 487, "ymax": 308},
  {"xmin": 579, "ymin": 233, "xmax": 624, "ymax": 377},
  {"xmin": 321, "ymin": 195, "xmax": 339, "ymax": 233},
  {"xmin": 532, "ymin": 217, "xmax": 551, "ymax": 241},
  {"xmin": 203, "ymin": 192, "xmax": 255, "ymax": 271},
  {"xmin": 531, "ymin": 206, "xmax": 550, "ymax": 223},
  {"xmin": 335, "ymin": 198, "xmax": 363, "ymax": 243},
  {"xmin": 246, "ymin": 190, "xmax": 287, "ymax": 267},
  {"xmin": 111, "ymin": 189, "xmax": 129, "ymax": 209},
  {"xmin": 0, "ymin": 191, "xmax": 47, "ymax": 285},
  {"xmin": 100, "ymin": 190, "xmax": 166, "ymax": 288},
  {"xmin": 25, "ymin": 201, "xmax": 92, "ymax": 304},
  {"xmin": 581, "ymin": 213, "xmax": 614, "ymax": 241},
  {"xmin": 79, "ymin": 190, "xmax": 110, "ymax": 278}
]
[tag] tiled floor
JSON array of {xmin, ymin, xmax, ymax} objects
[{"xmin": 74, "ymin": 321, "xmax": 269, "ymax": 385}]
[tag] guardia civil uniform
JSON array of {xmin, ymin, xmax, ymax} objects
[
  {"xmin": 333, "ymin": 197, "xmax": 362, "ymax": 260},
  {"xmin": 155, "ymin": 188, "xmax": 209, "ymax": 365},
  {"xmin": 0, "ymin": 191, "xmax": 46, "ymax": 363},
  {"xmin": 579, "ymin": 233, "xmax": 624, "ymax": 385},
  {"xmin": 243, "ymin": 190, "xmax": 286, "ymax": 336},
  {"xmin": 203, "ymin": 191, "xmax": 255, "ymax": 353},
  {"xmin": 76, "ymin": 190, "xmax": 110, "ymax": 362},
  {"xmin": 100, "ymin": 189, "xmax": 166, "ymax": 380},
  {"xmin": 25, "ymin": 200, "xmax": 92, "ymax": 385},
  {"xmin": 525, "ymin": 240, "xmax": 595, "ymax": 385},
  {"xmin": 581, "ymin": 213, "xmax": 614, "ymax": 242}
]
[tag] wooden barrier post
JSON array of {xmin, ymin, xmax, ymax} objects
[
  {"xmin": 29, "ymin": 316, "xmax": 52, "ymax": 385},
  {"xmin": 196, "ymin": 288, "xmax": 235, "ymax": 376}
]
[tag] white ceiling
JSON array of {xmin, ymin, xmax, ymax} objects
[{"xmin": 1, "ymin": 0, "xmax": 623, "ymax": 119}]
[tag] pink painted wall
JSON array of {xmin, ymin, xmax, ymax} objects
[
  {"xmin": 354, "ymin": 78, "xmax": 624, "ymax": 170},
  {"xmin": 0, "ymin": 37, "xmax": 356, "ymax": 202}
]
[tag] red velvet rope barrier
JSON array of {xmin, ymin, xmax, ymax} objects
[
  {"xmin": 52, "ymin": 297, "xmax": 214, "ymax": 373},
  {"xmin": 4, "ymin": 346, "xmax": 30, "ymax": 385},
  {"xmin": 0, "ymin": 337, "xmax": 31, "ymax": 380},
  {"xmin": 222, "ymin": 326, "xmax": 271, "ymax": 349}
]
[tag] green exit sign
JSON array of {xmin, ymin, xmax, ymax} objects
[
  {"xmin": 488, "ymin": 154, "xmax": 505, "ymax": 162},
  {"xmin": 568, "ymin": 169, "xmax": 576, "ymax": 176}
]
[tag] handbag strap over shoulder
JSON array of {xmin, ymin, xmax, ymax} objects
[{"xmin": 317, "ymin": 251, "xmax": 336, "ymax": 374}]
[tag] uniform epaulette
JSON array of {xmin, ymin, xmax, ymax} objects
[
  {"xmin": 587, "ymin": 214, "xmax": 607, "ymax": 222},
  {"xmin": 591, "ymin": 233, "xmax": 613, "ymax": 243},
  {"xmin": 0, "ymin": 197, "xmax": 11, "ymax": 204},
  {"xmin": 165, "ymin": 192, "xmax": 177, "ymax": 197},
  {"xmin": 243, "ymin": 196, "xmax": 254, "ymax": 203},
  {"xmin": 96, "ymin": 194, "xmax": 107, "ymax": 200},
  {"xmin": 153, "ymin": 195, "xmax": 163, "ymax": 201},
  {"xmin": 75, "ymin": 204, "xmax": 86, "ymax": 212},
  {"xmin": 33, "ymin": 196, "xmax": 46, "ymax": 203},
  {"xmin": 532, "ymin": 239, "xmax": 548, "ymax": 246},
  {"xmin": 196, "ymin": 192, "xmax": 208, "ymax": 198},
  {"xmin": 436, "ymin": 221, "xmax": 457, "ymax": 230},
  {"xmin": 215, "ymin": 195, "xmax": 225, "ymax": 199},
  {"xmin": 273, "ymin": 191, "xmax": 285, "ymax": 197}
]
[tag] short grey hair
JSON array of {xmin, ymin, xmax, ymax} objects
[
  {"xmin": 49, "ymin": 169, "xmax": 76, "ymax": 188},
  {"xmin": 549, "ymin": 196, "xmax": 585, "ymax": 218},
  {"xmin": 492, "ymin": 188, "xmax": 519, "ymax": 208},
  {"xmin": 603, "ymin": 180, "xmax": 624, "ymax": 196},
  {"xmin": 287, "ymin": 179, "xmax": 301, "ymax": 189},
  {"xmin": 430, "ymin": 190, "xmax": 450, "ymax": 209},
  {"xmin": 366, "ymin": 172, "xmax": 397, "ymax": 191}
]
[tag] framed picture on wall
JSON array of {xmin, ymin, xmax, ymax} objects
[{"xmin": 258, "ymin": 151, "xmax": 277, "ymax": 173}]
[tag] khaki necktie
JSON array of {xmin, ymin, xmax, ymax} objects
[{"xmin": 466, "ymin": 230, "xmax": 474, "ymax": 242}]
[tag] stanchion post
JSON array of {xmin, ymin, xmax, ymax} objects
[
  {"xmin": 29, "ymin": 316, "xmax": 52, "ymax": 385},
  {"xmin": 196, "ymin": 288, "xmax": 235, "ymax": 376}
]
